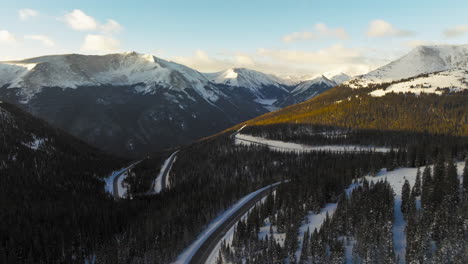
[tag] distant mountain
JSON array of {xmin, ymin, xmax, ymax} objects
[
  {"xmin": 0, "ymin": 53, "xmax": 272, "ymax": 157},
  {"xmin": 328, "ymin": 72, "xmax": 351, "ymax": 85},
  {"xmin": 204, "ymin": 68, "xmax": 290, "ymax": 97},
  {"xmin": 231, "ymin": 45, "xmax": 468, "ymax": 136},
  {"xmin": 274, "ymin": 75, "xmax": 338, "ymax": 107},
  {"xmin": 0, "ymin": 52, "xmax": 348, "ymax": 156},
  {"xmin": 349, "ymin": 45, "xmax": 468, "ymax": 94}
]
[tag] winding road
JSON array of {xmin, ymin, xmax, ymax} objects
[
  {"xmin": 188, "ymin": 183, "xmax": 281, "ymax": 264},
  {"xmin": 112, "ymin": 160, "xmax": 142, "ymax": 199},
  {"xmin": 149, "ymin": 150, "xmax": 179, "ymax": 194}
]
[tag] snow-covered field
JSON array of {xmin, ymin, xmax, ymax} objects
[
  {"xmin": 294, "ymin": 203, "xmax": 338, "ymax": 260},
  {"xmin": 347, "ymin": 45, "xmax": 468, "ymax": 88},
  {"xmin": 370, "ymin": 68, "xmax": 468, "ymax": 97},
  {"xmin": 363, "ymin": 162, "xmax": 465, "ymax": 263},
  {"xmin": 175, "ymin": 182, "xmax": 282, "ymax": 264},
  {"xmin": 235, "ymin": 133, "xmax": 391, "ymax": 153}
]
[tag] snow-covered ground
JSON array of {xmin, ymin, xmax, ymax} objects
[
  {"xmin": 258, "ymin": 216, "xmax": 286, "ymax": 247},
  {"xmin": 363, "ymin": 162, "xmax": 465, "ymax": 263},
  {"xmin": 347, "ymin": 45, "xmax": 468, "ymax": 88},
  {"xmin": 22, "ymin": 134, "xmax": 46, "ymax": 150},
  {"xmin": 295, "ymin": 203, "xmax": 338, "ymax": 260},
  {"xmin": 235, "ymin": 133, "xmax": 391, "ymax": 153},
  {"xmin": 152, "ymin": 151, "xmax": 178, "ymax": 193},
  {"xmin": 370, "ymin": 68, "xmax": 468, "ymax": 97},
  {"xmin": 175, "ymin": 182, "xmax": 282, "ymax": 264}
]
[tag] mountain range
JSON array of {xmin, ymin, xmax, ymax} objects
[
  {"xmin": 0, "ymin": 52, "xmax": 347, "ymax": 157},
  {"xmin": 238, "ymin": 45, "xmax": 468, "ymax": 136}
]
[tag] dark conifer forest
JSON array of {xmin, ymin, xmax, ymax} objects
[{"xmin": 1, "ymin": 89, "xmax": 467, "ymax": 264}]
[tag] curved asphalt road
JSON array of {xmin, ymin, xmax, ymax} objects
[{"xmin": 188, "ymin": 183, "xmax": 280, "ymax": 264}]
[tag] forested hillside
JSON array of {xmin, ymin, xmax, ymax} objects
[
  {"xmin": 0, "ymin": 102, "xmax": 132, "ymax": 263},
  {"xmin": 232, "ymin": 84, "xmax": 468, "ymax": 137}
]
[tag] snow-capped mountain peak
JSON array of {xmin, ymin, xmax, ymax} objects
[
  {"xmin": 292, "ymin": 75, "xmax": 336, "ymax": 95},
  {"xmin": 204, "ymin": 68, "xmax": 290, "ymax": 99},
  {"xmin": 349, "ymin": 44, "xmax": 468, "ymax": 87},
  {"xmin": 204, "ymin": 68, "xmax": 287, "ymax": 89},
  {"xmin": 328, "ymin": 73, "xmax": 351, "ymax": 85},
  {"xmin": 0, "ymin": 52, "xmax": 221, "ymax": 103}
]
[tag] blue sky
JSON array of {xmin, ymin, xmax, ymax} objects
[{"xmin": 1, "ymin": 0, "xmax": 468, "ymax": 76}]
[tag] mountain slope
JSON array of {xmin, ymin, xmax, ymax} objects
[
  {"xmin": 0, "ymin": 101, "xmax": 133, "ymax": 263},
  {"xmin": 275, "ymin": 75, "xmax": 337, "ymax": 107},
  {"xmin": 349, "ymin": 45, "xmax": 468, "ymax": 88},
  {"xmin": 226, "ymin": 46, "xmax": 468, "ymax": 136},
  {"xmin": 0, "ymin": 53, "xmax": 271, "ymax": 157}
]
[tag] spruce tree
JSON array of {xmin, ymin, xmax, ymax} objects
[
  {"xmin": 413, "ymin": 167, "xmax": 422, "ymax": 196},
  {"xmin": 401, "ymin": 179, "xmax": 411, "ymax": 218},
  {"xmin": 445, "ymin": 160, "xmax": 459, "ymax": 204},
  {"xmin": 421, "ymin": 166, "xmax": 432, "ymax": 210},
  {"xmin": 462, "ymin": 159, "xmax": 468, "ymax": 199}
]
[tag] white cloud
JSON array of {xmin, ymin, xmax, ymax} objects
[
  {"xmin": 24, "ymin": 35, "xmax": 55, "ymax": 47},
  {"xmin": 63, "ymin": 9, "xmax": 123, "ymax": 34},
  {"xmin": 64, "ymin": 9, "xmax": 98, "ymax": 31},
  {"xmin": 0, "ymin": 30, "xmax": 17, "ymax": 44},
  {"xmin": 443, "ymin": 25, "xmax": 468, "ymax": 38},
  {"xmin": 366, "ymin": 19, "xmax": 413, "ymax": 38},
  {"xmin": 100, "ymin": 19, "xmax": 122, "ymax": 33},
  {"xmin": 172, "ymin": 44, "xmax": 381, "ymax": 77},
  {"xmin": 19, "ymin": 9, "xmax": 39, "ymax": 21},
  {"xmin": 81, "ymin": 34, "xmax": 120, "ymax": 53},
  {"xmin": 282, "ymin": 23, "xmax": 348, "ymax": 43},
  {"xmin": 257, "ymin": 44, "xmax": 361, "ymax": 64}
]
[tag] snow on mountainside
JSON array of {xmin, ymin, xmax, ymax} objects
[
  {"xmin": 0, "ymin": 52, "xmax": 220, "ymax": 103},
  {"xmin": 349, "ymin": 45, "xmax": 468, "ymax": 88},
  {"xmin": 291, "ymin": 75, "xmax": 337, "ymax": 95},
  {"xmin": 328, "ymin": 73, "xmax": 351, "ymax": 85},
  {"xmin": 370, "ymin": 68, "xmax": 468, "ymax": 97},
  {"xmin": 205, "ymin": 68, "xmax": 288, "ymax": 89}
]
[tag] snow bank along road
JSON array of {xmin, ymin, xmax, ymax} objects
[
  {"xmin": 110, "ymin": 160, "xmax": 142, "ymax": 199},
  {"xmin": 235, "ymin": 133, "xmax": 391, "ymax": 153},
  {"xmin": 177, "ymin": 182, "xmax": 282, "ymax": 264},
  {"xmin": 149, "ymin": 150, "xmax": 179, "ymax": 194}
]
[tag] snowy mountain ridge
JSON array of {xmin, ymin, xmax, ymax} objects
[
  {"xmin": 0, "ymin": 52, "xmax": 220, "ymax": 103},
  {"xmin": 291, "ymin": 75, "xmax": 337, "ymax": 95},
  {"xmin": 348, "ymin": 44, "xmax": 468, "ymax": 88}
]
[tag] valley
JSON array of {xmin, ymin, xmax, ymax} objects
[{"xmin": 0, "ymin": 14, "xmax": 467, "ymax": 263}]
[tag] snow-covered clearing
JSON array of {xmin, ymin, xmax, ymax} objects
[
  {"xmin": 235, "ymin": 133, "xmax": 391, "ymax": 153},
  {"xmin": 294, "ymin": 182, "xmax": 361, "ymax": 261},
  {"xmin": 175, "ymin": 182, "xmax": 282, "ymax": 264},
  {"xmin": 152, "ymin": 151, "xmax": 178, "ymax": 193},
  {"xmin": 369, "ymin": 68, "xmax": 468, "ymax": 97},
  {"xmin": 258, "ymin": 216, "xmax": 286, "ymax": 247},
  {"xmin": 363, "ymin": 162, "xmax": 465, "ymax": 263},
  {"xmin": 295, "ymin": 203, "xmax": 338, "ymax": 260}
]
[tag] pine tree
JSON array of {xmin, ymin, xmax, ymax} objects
[
  {"xmin": 401, "ymin": 179, "xmax": 411, "ymax": 218},
  {"xmin": 413, "ymin": 167, "xmax": 422, "ymax": 196},
  {"xmin": 421, "ymin": 166, "xmax": 432, "ymax": 210},
  {"xmin": 445, "ymin": 160, "xmax": 459, "ymax": 204},
  {"xmin": 462, "ymin": 159, "xmax": 468, "ymax": 199},
  {"xmin": 431, "ymin": 155, "xmax": 446, "ymax": 206}
]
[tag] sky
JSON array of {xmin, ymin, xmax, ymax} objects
[{"xmin": 1, "ymin": 0, "xmax": 468, "ymax": 77}]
